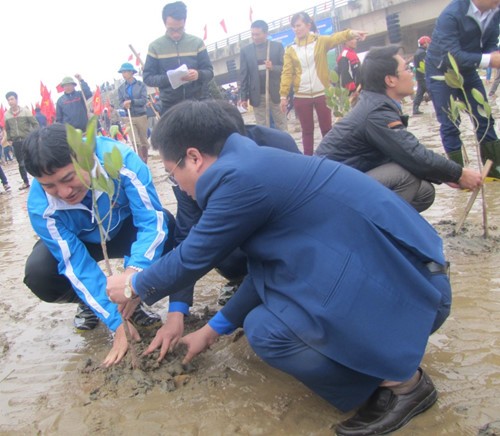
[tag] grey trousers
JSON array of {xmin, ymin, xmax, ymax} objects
[
  {"xmin": 366, "ymin": 162, "xmax": 435, "ymax": 212},
  {"xmin": 253, "ymin": 100, "xmax": 288, "ymax": 131}
]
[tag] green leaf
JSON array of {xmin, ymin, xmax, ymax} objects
[
  {"xmin": 71, "ymin": 156, "xmax": 91, "ymax": 188},
  {"xmin": 477, "ymin": 106, "xmax": 487, "ymax": 119},
  {"xmin": 444, "ymin": 70, "xmax": 463, "ymax": 89},
  {"xmin": 330, "ymin": 70, "xmax": 339, "ymax": 84},
  {"xmin": 482, "ymin": 102, "xmax": 492, "ymax": 118},
  {"xmin": 103, "ymin": 155, "xmax": 116, "ymax": 178},
  {"xmin": 95, "ymin": 173, "xmax": 110, "ymax": 194},
  {"xmin": 106, "ymin": 178, "xmax": 116, "ymax": 199},
  {"xmin": 471, "ymin": 88, "xmax": 485, "ymax": 105},
  {"xmin": 431, "ymin": 75, "xmax": 446, "ymax": 81},
  {"xmin": 447, "ymin": 52, "xmax": 460, "ymax": 76}
]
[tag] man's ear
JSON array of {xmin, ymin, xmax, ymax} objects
[
  {"xmin": 385, "ymin": 74, "xmax": 396, "ymax": 88},
  {"xmin": 185, "ymin": 147, "xmax": 203, "ymax": 166}
]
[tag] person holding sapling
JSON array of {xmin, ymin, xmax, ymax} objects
[
  {"xmin": 23, "ymin": 122, "xmax": 176, "ymax": 366},
  {"xmin": 425, "ymin": 0, "xmax": 500, "ymax": 178}
]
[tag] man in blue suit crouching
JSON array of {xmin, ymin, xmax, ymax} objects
[{"xmin": 107, "ymin": 100, "xmax": 451, "ymax": 435}]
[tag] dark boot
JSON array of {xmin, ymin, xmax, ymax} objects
[
  {"xmin": 447, "ymin": 149, "xmax": 464, "ymax": 167},
  {"xmin": 480, "ymin": 139, "xmax": 500, "ymax": 179}
]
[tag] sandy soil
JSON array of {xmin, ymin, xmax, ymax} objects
[{"xmin": 0, "ymin": 100, "xmax": 500, "ymax": 435}]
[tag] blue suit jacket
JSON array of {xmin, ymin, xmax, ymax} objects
[{"xmin": 136, "ymin": 134, "xmax": 447, "ymax": 381}]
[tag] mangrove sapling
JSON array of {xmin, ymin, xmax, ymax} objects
[
  {"xmin": 432, "ymin": 53, "xmax": 493, "ymax": 237},
  {"xmin": 67, "ymin": 116, "xmax": 140, "ymax": 368}
]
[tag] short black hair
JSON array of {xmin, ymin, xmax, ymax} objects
[
  {"xmin": 162, "ymin": 1, "xmax": 187, "ymax": 22},
  {"xmin": 213, "ymin": 100, "xmax": 246, "ymax": 135},
  {"xmin": 360, "ymin": 45, "xmax": 401, "ymax": 94},
  {"xmin": 251, "ymin": 20, "xmax": 268, "ymax": 33},
  {"xmin": 151, "ymin": 100, "xmax": 240, "ymax": 162},
  {"xmin": 24, "ymin": 124, "xmax": 74, "ymax": 177},
  {"xmin": 5, "ymin": 91, "xmax": 18, "ymax": 100}
]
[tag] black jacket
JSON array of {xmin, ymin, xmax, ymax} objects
[
  {"xmin": 239, "ymin": 40, "xmax": 284, "ymax": 106},
  {"xmin": 413, "ymin": 46, "xmax": 427, "ymax": 81},
  {"xmin": 315, "ymin": 90, "xmax": 462, "ymax": 183},
  {"xmin": 55, "ymin": 80, "xmax": 92, "ymax": 131}
]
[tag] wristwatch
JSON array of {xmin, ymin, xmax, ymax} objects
[{"xmin": 124, "ymin": 274, "xmax": 136, "ymax": 299}]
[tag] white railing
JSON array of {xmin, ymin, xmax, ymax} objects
[{"xmin": 206, "ymin": 1, "xmax": 334, "ymax": 52}]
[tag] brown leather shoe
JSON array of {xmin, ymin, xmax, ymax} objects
[{"xmin": 336, "ymin": 368, "xmax": 437, "ymax": 435}]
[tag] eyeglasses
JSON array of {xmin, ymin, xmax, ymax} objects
[
  {"xmin": 165, "ymin": 156, "xmax": 184, "ymax": 186},
  {"xmin": 396, "ymin": 64, "xmax": 413, "ymax": 75}
]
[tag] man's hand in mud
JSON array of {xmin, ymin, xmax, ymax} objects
[
  {"xmin": 179, "ymin": 323, "xmax": 219, "ymax": 364},
  {"xmin": 101, "ymin": 321, "xmax": 140, "ymax": 367},
  {"xmin": 143, "ymin": 312, "xmax": 185, "ymax": 362}
]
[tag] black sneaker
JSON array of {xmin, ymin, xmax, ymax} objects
[
  {"xmin": 130, "ymin": 303, "xmax": 162, "ymax": 328},
  {"xmin": 74, "ymin": 302, "xmax": 99, "ymax": 331},
  {"xmin": 217, "ymin": 281, "xmax": 240, "ymax": 306}
]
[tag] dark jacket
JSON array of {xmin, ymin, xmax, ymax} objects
[
  {"xmin": 239, "ymin": 40, "xmax": 284, "ymax": 106},
  {"xmin": 315, "ymin": 90, "xmax": 462, "ymax": 183},
  {"xmin": 336, "ymin": 45, "xmax": 360, "ymax": 93},
  {"xmin": 413, "ymin": 46, "xmax": 427, "ymax": 81},
  {"xmin": 135, "ymin": 135, "xmax": 449, "ymax": 382},
  {"xmin": 426, "ymin": 0, "xmax": 500, "ymax": 73},
  {"xmin": 117, "ymin": 78, "xmax": 148, "ymax": 117},
  {"xmin": 55, "ymin": 80, "xmax": 92, "ymax": 131},
  {"xmin": 143, "ymin": 33, "xmax": 213, "ymax": 114}
]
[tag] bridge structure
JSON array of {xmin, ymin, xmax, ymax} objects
[{"xmin": 207, "ymin": 0, "xmax": 450, "ymax": 86}]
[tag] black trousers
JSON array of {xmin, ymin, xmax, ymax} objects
[
  {"xmin": 12, "ymin": 140, "xmax": 30, "ymax": 185},
  {"xmin": 413, "ymin": 78, "xmax": 428, "ymax": 110},
  {"xmin": 24, "ymin": 211, "xmax": 175, "ymax": 303}
]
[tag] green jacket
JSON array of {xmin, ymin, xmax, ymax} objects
[{"xmin": 5, "ymin": 107, "xmax": 39, "ymax": 142}]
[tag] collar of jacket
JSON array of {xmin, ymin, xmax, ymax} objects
[{"xmin": 295, "ymin": 33, "xmax": 317, "ymax": 47}]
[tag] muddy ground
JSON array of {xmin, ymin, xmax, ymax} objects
[{"xmin": 0, "ymin": 101, "xmax": 499, "ymax": 435}]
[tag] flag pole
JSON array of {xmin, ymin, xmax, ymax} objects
[{"xmin": 129, "ymin": 44, "xmax": 161, "ymax": 120}]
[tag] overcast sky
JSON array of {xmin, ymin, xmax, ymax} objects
[{"xmin": 1, "ymin": 0, "xmax": 324, "ymax": 107}]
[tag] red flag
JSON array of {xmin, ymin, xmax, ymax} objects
[
  {"xmin": 128, "ymin": 54, "xmax": 133, "ymax": 61},
  {"xmin": 220, "ymin": 19, "xmax": 227, "ymax": 34},
  {"xmin": 0, "ymin": 104, "xmax": 6, "ymax": 128},
  {"xmin": 135, "ymin": 54, "xmax": 141, "ymax": 66},
  {"xmin": 31, "ymin": 104, "xmax": 36, "ymax": 116},
  {"xmin": 203, "ymin": 24, "xmax": 207, "ymax": 41},
  {"xmin": 92, "ymin": 86, "xmax": 104, "ymax": 115},
  {"xmin": 40, "ymin": 82, "xmax": 56, "ymax": 125},
  {"xmin": 249, "ymin": 7, "xmax": 253, "ymax": 23}
]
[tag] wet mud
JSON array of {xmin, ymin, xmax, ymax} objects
[{"xmin": 1, "ymin": 101, "xmax": 500, "ymax": 435}]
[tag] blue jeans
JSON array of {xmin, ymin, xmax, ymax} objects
[
  {"xmin": 244, "ymin": 272, "xmax": 451, "ymax": 413},
  {"xmin": 426, "ymin": 63, "xmax": 497, "ymax": 153}
]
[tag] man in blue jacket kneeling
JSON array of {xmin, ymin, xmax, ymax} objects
[
  {"xmin": 107, "ymin": 100, "xmax": 452, "ymax": 435},
  {"xmin": 23, "ymin": 124, "xmax": 176, "ymax": 367}
]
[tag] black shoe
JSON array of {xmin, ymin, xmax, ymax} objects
[
  {"xmin": 412, "ymin": 110, "xmax": 424, "ymax": 115},
  {"xmin": 74, "ymin": 302, "xmax": 99, "ymax": 331},
  {"xmin": 217, "ymin": 281, "xmax": 240, "ymax": 306},
  {"xmin": 336, "ymin": 369, "xmax": 437, "ymax": 435},
  {"xmin": 130, "ymin": 303, "xmax": 162, "ymax": 328}
]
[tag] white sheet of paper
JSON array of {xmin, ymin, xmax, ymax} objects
[{"xmin": 167, "ymin": 64, "xmax": 189, "ymax": 89}]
